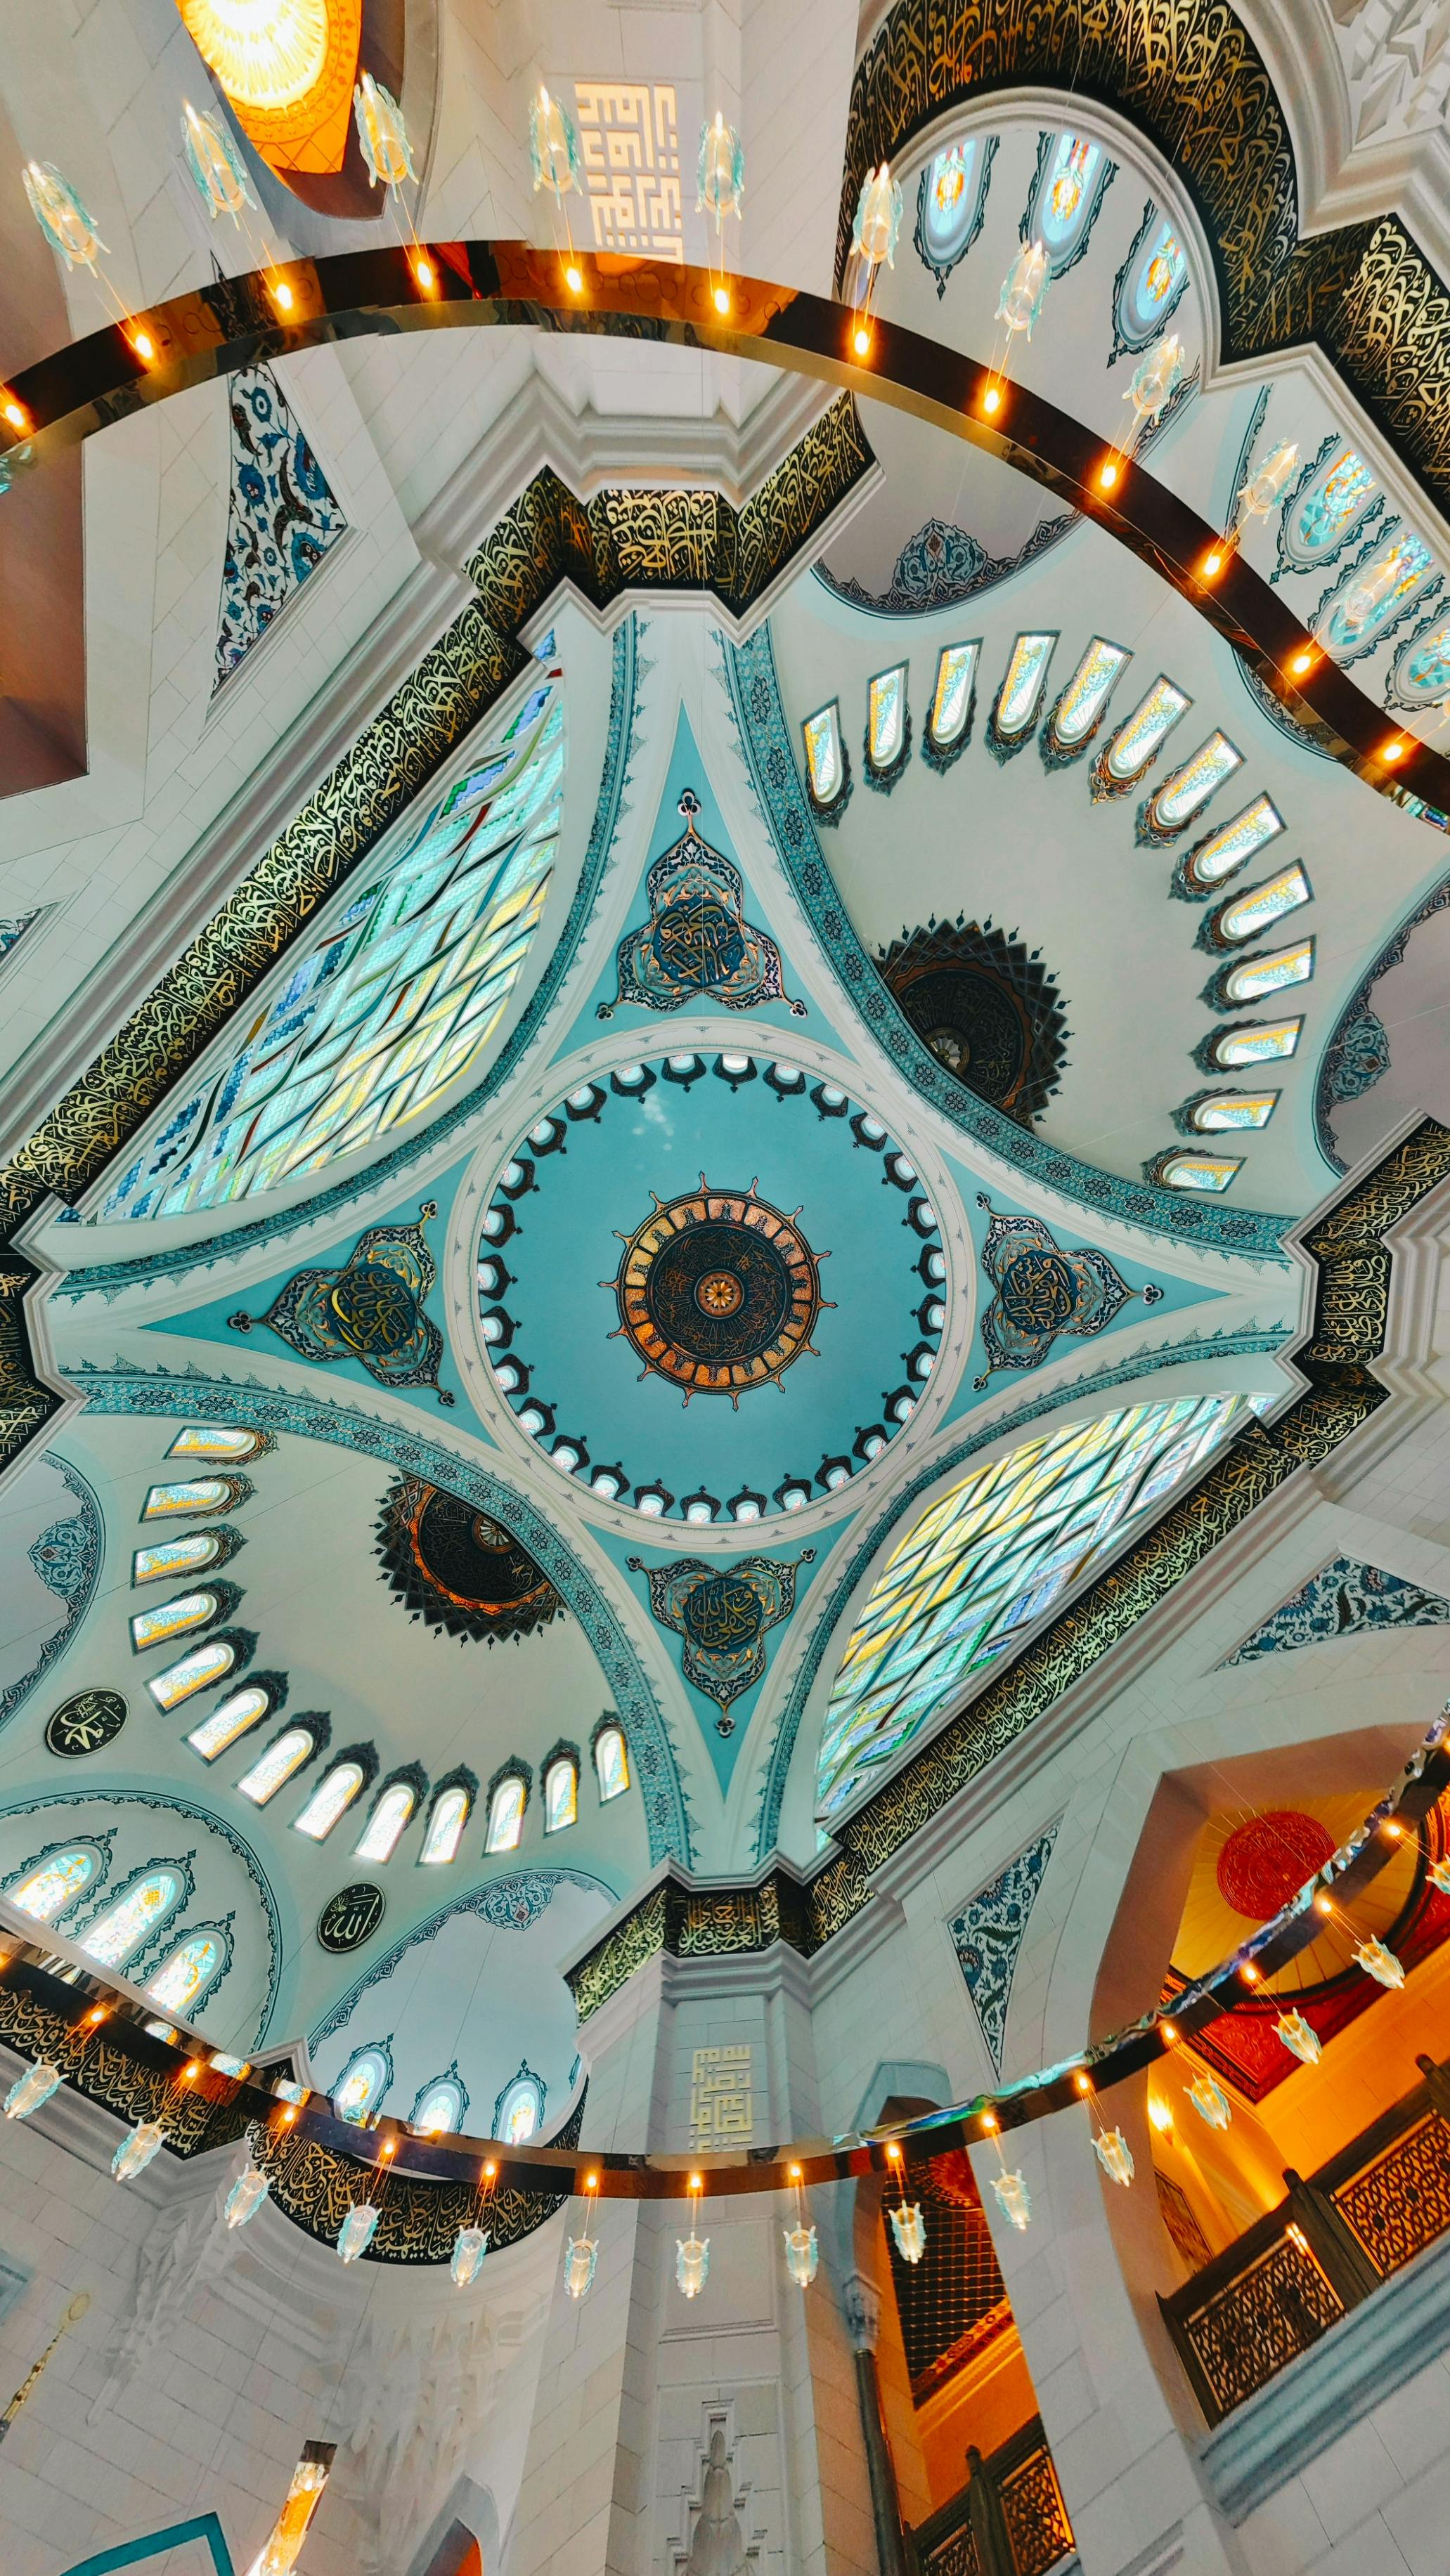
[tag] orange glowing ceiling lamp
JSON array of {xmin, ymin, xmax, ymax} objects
[{"xmin": 175, "ymin": 0, "xmax": 363, "ymax": 182}]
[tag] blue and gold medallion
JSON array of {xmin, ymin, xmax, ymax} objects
[
  {"xmin": 229, "ymin": 1203, "xmax": 453, "ymax": 1404},
  {"xmin": 973, "ymin": 1196, "xmax": 1160, "ymax": 1386},
  {"xmin": 629, "ymin": 1550, "xmax": 815, "ymax": 1726},
  {"xmin": 600, "ymin": 789, "xmax": 805, "ymax": 1017}
]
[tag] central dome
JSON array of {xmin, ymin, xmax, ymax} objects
[{"xmin": 611, "ymin": 1182, "xmax": 826, "ymax": 1402}]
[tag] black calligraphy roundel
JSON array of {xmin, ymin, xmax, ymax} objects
[
  {"xmin": 45, "ymin": 1689, "xmax": 127, "ymax": 1759},
  {"xmin": 997, "ymin": 1249, "xmax": 1078, "ymax": 1336},
  {"xmin": 317, "ymin": 1882, "xmax": 386, "ymax": 1953},
  {"xmin": 682, "ymin": 1574, "xmax": 766, "ymax": 1654}
]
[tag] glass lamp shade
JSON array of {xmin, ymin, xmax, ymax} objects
[
  {"xmin": 336, "ymin": 2201, "xmax": 380, "ymax": 2263},
  {"xmin": 782, "ymin": 2221, "xmax": 818, "ymax": 2288},
  {"xmin": 225, "ymin": 2164, "xmax": 272, "ymax": 2230},
  {"xmin": 675, "ymin": 2232, "xmax": 711, "ymax": 2298},
  {"xmin": 1354, "ymin": 1935, "xmax": 1405, "ymax": 1989},
  {"xmin": 4, "ymin": 2062, "xmax": 61, "ymax": 2122},
  {"xmin": 1092, "ymin": 2126, "xmax": 1135, "ymax": 2187},
  {"xmin": 1276, "ymin": 2008, "xmax": 1322, "ymax": 2065},
  {"xmin": 112, "ymin": 2119, "xmax": 167, "ymax": 2182},
  {"xmin": 563, "ymin": 2232, "xmax": 598, "ymax": 2300},
  {"xmin": 451, "ymin": 2225, "xmax": 490, "ymax": 2288},
  {"xmin": 1185, "ymin": 2070, "xmax": 1232, "ymax": 2130},
  {"xmin": 990, "ymin": 2168, "xmax": 1033, "ymax": 2232},
  {"xmin": 1430, "ymin": 1856, "xmax": 1450, "ymax": 1897},
  {"xmin": 888, "ymin": 2201, "xmax": 926, "ymax": 2263}
]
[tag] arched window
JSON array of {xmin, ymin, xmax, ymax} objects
[
  {"xmin": 1150, "ymin": 1150, "xmax": 1243, "ymax": 1195},
  {"xmin": 1094, "ymin": 676, "xmax": 1191, "ymax": 795},
  {"xmin": 1388, "ymin": 611, "xmax": 1450, "ymax": 711},
  {"xmin": 420, "ymin": 1785, "xmax": 470, "ymax": 1866},
  {"xmin": 412, "ymin": 2071, "xmax": 467, "ymax": 2135},
  {"xmin": 102, "ymin": 696, "xmax": 564, "ymax": 1218},
  {"xmin": 148, "ymin": 1637, "xmax": 240, "ymax": 1710},
  {"xmin": 133, "ymin": 1531, "xmax": 231, "ymax": 1586},
  {"xmin": 1207, "ymin": 1017, "xmax": 1302, "ymax": 1070},
  {"xmin": 1211, "ymin": 864, "xmax": 1312, "ymax": 948},
  {"xmin": 1220, "ymin": 937, "xmax": 1314, "ymax": 1007},
  {"xmin": 1025, "ymin": 130, "xmax": 1115, "ymax": 278},
  {"xmin": 1044, "ymin": 638, "xmax": 1130, "ymax": 763},
  {"xmin": 866, "ymin": 663, "xmax": 909, "ymax": 784},
  {"xmin": 187, "ymin": 1683, "xmax": 275, "ymax": 1760},
  {"xmin": 925, "ymin": 641, "xmax": 978, "ymax": 762},
  {"xmin": 1179, "ymin": 794, "xmax": 1283, "ymax": 895},
  {"xmin": 1112, "ymin": 207, "xmax": 1188, "ymax": 358},
  {"xmin": 494, "ymin": 2064, "xmax": 545, "ymax": 2144},
  {"xmin": 294, "ymin": 1762, "xmax": 365, "ymax": 1841},
  {"xmin": 1319, "ymin": 528, "xmax": 1435, "ymax": 663},
  {"xmin": 544, "ymin": 1757, "xmax": 578, "ymax": 1833},
  {"xmin": 1138, "ymin": 732, "xmax": 1242, "ymax": 842},
  {"xmin": 594, "ymin": 1725, "xmax": 630, "ymax": 1802},
  {"xmin": 1184, "ymin": 1091, "xmax": 1278, "ymax": 1133},
  {"xmin": 167, "ymin": 1426, "xmax": 268, "ymax": 1462},
  {"xmin": 815, "ymin": 1397, "xmax": 1247, "ymax": 1823},
  {"xmin": 802, "ymin": 702, "xmax": 848, "ymax": 814},
  {"xmin": 355, "ymin": 1781, "xmax": 418, "ymax": 1863},
  {"xmin": 129, "ymin": 1589, "xmax": 227, "ymax": 1653},
  {"xmin": 1281, "ymin": 443, "xmax": 1379, "ymax": 575},
  {"xmin": 990, "ymin": 632, "xmax": 1055, "ymax": 750},
  {"xmin": 333, "ymin": 2045, "xmax": 391, "ymax": 2125},
  {"xmin": 486, "ymin": 1773, "xmax": 526, "ymax": 1854},
  {"xmin": 142, "ymin": 1476, "xmax": 249, "ymax": 1520},
  {"xmin": 6, "ymin": 1845, "xmax": 101, "ymax": 1922},
  {"xmin": 237, "ymin": 1726, "xmax": 315, "ymax": 1804},
  {"xmin": 914, "ymin": 134, "xmax": 996, "ymax": 292},
  {"xmin": 144, "ymin": 1927, "xmax": 229, "ymax": 2016},
  {"xmin": 81, "ymin": 1868, "xmax": 186, "ymax": 1968}
]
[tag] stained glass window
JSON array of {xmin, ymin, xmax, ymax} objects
[
  {"xmin": 420, "ymin": 1785, "xmax": 470, "ymax": 1865},
  {"xmin": 1180, "ymin": 794, "xmax": 1283, "ymax": 892},
  {"xmin": 412, "ymin": 2076, "xmax": 465, "ymax": 2135},
  {"xmin": 103, "ymin": 698, "xmax": 564, "ymax": 1218},
  {"xmin": 1287, "ymin": 445, "xmax": 1377, "ymax": 568},
  {"xmin": 1189, "ymin": 1092, "xmax": 1278, "ymax": 1131},
  {"xmin": 927, "ymin": 642, "xmax": 978, "ymax": 750},
  {"xmin": 1047, "ymin": 638, "xmax": 1129, "ymax": 753},
  {"xmin": 486, "ymin": 1774, "xmax": 526, "ymax": 1853},
  {"xmin": 918, "ymin": 136, "xmax": 995, "ymax": 283},
  {"xmin": 1103, "ymin": 677, "xmax": 1191, "ymax": 783},
  {"xmin": 545, "ymin": 1759, "xmax": 578, "ymax": 1833},
  {"xmin": 334, "ymin": 2048, "xmax": 389, "ymax": 2124},
  {"xmin": 867, "ymin": 664, "xmax": 908, "ymax": 773},
  {"xmin": 355, "ymin": 1783, "xmax": 416, "ymax": 1862},
  {"xmin": 1156, "ymin": 1152, "xmax": 1243, "ymax": 1192},
  {"xmin": 7, "ymin": 1847, "xmax": 98, "ymax": 1921},
  {"xmin": 1389, "ymin": 613, "xmax": 1450, "ymax": 709},
  {"xmin": 992, "ymin": 633, "xmax": 1055, "ymax": 741},
  {"xmin": 1145, "ymin": 732, "xmax": 1243, "ymax": 833},
  {"xmin": 803, "ymin": 703, "xmax": 845, "ymax": 805},
  {"xmin": 1030, "ymin": 131, "xmax": 1113, "ymax": 275},
  {"xmin": 236, "ymin": 1727, "xmax": 314, "ymax": 1804},
  {"xmin": 1215, "ymin": 862, "xmax": 1312, "ymax": 945},
  {"xmin": 142, "ymin": 1479, "xmax": 239, "ymax": 1521},
  {"xmin": 294, "ymin": 1762, "xmax": 365, "ymax": 1840},
  {"xmin": 132, "ymin": 1533, "xmax": 225, "ymax": 1585},
  {"xmin": 595, "ymin": 1726, "xmax": 629, "ymax": 1801},
  {"xmin": 187, "ymin": 1684, "xmax": 272, "ymax": 1759},
  {"xmin": 1321, "ymin": 531, "xmax": 1435, "ymax": 661},
  {"xmin": 167, "ymin": 1426, "xmax": 264, "ymax": 1461},
  {"xmin": 815, "ymin": 1396, "xmax": 1245, "ymax": 1822},
  {"xmin": 82, "ymin": 1870, "xmax": 184, "ymax": 1968},
  {"xmin": 1117, "ymin": 214, "xmax": 1188, "ymax": 351},
  {"xmin": 148, "ymin": 1637, "xmax": 238, "ymax": 1710},
  {"xmin": 1211, "ymin": 1017, "xmax": 1302, "ymax": 1067},
  {"xmin": 129, "ymin": 1590, "xmax": 221, "ymax": 1653},
  {"xmin": 496, "ymin": 2071, "xmax": 544, "ymax": 2143},
  {"xmin": 1222, "ymin": 937, "xmax": 1314, "ymax": 1004},
  {"xmin": 145, "ymin": 1931, "xmax": 226, "ymax": 2016}
]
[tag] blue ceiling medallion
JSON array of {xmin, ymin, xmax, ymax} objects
[
  {"xmin": 599, "ymin": 788, "xmax": 805, "ymax": 1018},
  {"xmin": 229, "ymin": 1203, "xmax": 453, "ymax": 1405},
  {"xmin": 629, "ymin": 1550, "xmax": 815, "ymax": 1726},
  {"xmin": 607, "ymin": 1180, "xmax": 833, "ymax": 1407},
  {"xmin": 973, "ymin": 1197, "xmax": 1162, "ymax": 1386}
]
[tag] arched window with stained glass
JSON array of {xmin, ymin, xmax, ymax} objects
[
  {"xmin": 129, "ymin": 1587, "xmax": 233, "ymax": 1653},
  {"xmin": 1023, "ymin": 130, "xmax": 1116, "ymax": 279},
  {"xmin": 79, "ymin": 1865, "xmax": 189, "ymax": 1969},
  {"xmin": 101, "ymin": 688, "xmax": 565, "ymax": 1220},
  {"xmin": 913, "ymin": 133, "xmax": 997, "ymax": 294},
  {"xmin": 1111, "ymin": 203, "xmax": 1189, "ymax": 360},
  {"xmin": 167, "ymin": 1426, "xmax": 271, "ymax": 1464},
  {"xmin": 486, "ymin": 1768, "xmax": 529, "ymax": 1853},
  {"xmin": 333, "ymin": 2043, "xmax": 392, "ymax": 2125},
  {"xmin": 412, "ymin": 2067, "xmax": 468, "ymax": 2135},
  {"xmin": 186, "ymin": 1679, "xmax": 281, "ymax": 1761},
  {"xmin": 355, "ymin": 1774, "xmax": 422, "ymax": 1862},
  {"xmin": 815, "ymin": 1396, "xmax": 1250, "ymax": 1826},
  {"xmin": 144, "ymin": 1922, "xmax": 232, "ymax": 2017},
  {"xmin": 801, "ymin": 701, "xmax": 848, "ymax": 820},
  {"xmin": 148, "ymin": 1634, "xmax": 245, "ymax": 1711},
  {"xmin": 544, "ymin": 1751, "xmax": 578, "ymax": 1833},
  {"xmin": 4, "ymin": 1841, "xmax": 106, "ymax": 1923},
  {"xmin": 294, "ymin": 1759, "xmax": 368, "ymax": 1841},
  {"xmin": 593, "ymin": 1724, "xmax": 630, "ymax": 1803},
  {"xmin": 494, "ymin": 2063, "xmax": 546, "ymax": 2144},
  {"xmin": 132, "ymin": 1530, "xmax": 235, "ymax": 1586},
  {"xmin": 420, "ymin": 1778, "xmax": 472, "ymax": 1866},
  {"xmin": 1388, "ymin": 609, "xmax": 1450, "ymax": 713},
  {"xmin": 1277, "ymin": 441, "xmax": 1380, "ymax": 579},
  {"xmin": 236, "ymin": 1724, "xmax": 318, "ymax": 1805},
  {"xmin": 141, "ymin": 1474, "xmax": 252, "ymax": 1520},
  {"xmin": 1315, "ymin": 527, "xmax": 1437, "ymax": 665}
]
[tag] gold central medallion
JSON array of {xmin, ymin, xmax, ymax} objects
[{"xmin": 606, "ymin": 1176, "xmax": 831, "ymax": 1405}]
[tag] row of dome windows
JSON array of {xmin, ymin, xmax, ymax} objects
[
  {"xmin": 2, "ymin": 1846, "xmax": 226, "ymax": 2017},
  {"xmin": 328, "ymin": 2045, "xmax": 548, "ymax": 2146}
]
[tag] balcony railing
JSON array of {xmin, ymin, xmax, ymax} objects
[
  {"xmin": 912, "ymin": 2419, "xmax": 1075, "ymax": 2576},
  {"xmin": 1160, "ymin": 2048, "xmax": 1450, "ymax": 2425}
]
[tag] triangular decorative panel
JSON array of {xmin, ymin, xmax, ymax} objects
[
  {"xmin": 215, "ymin": 363, "xmax": 347, "ymax": 690},
  {"xmin": 947, "ymin": 1821, "xmax": 1060, "ymax": 2074},
  {"xmin": 1222, "ymin": 1556, "xmax": 1450, "ymax": 1664}
]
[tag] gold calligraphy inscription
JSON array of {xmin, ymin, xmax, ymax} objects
[
  {"xmin": 574, "ymin": 82, "xmax": 684, "ymax": 262},
  {"xmin": 689, "ymin": 2043, "xmax": 753, "ymax": 2150}
]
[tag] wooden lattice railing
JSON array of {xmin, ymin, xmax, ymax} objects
[{"xmin": 912, "ymin": 2419, "xmax": 1074, "ymax": 2576}]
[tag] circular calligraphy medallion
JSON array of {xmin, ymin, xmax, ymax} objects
[
  {"xmin": 652, "ymin": 898, "xmax": 746, "ymax": 989},
  {"xmin": 611, "ymin": 1185, "xmax": 824, "ymax": 1399},
  {"xmin": 998, "ymin": 1249, "xmax": 1078, "ymax": 1336},
  {"xmin": 682, "ymin": 1574, "xmax": 766, "ymax": 1653},
  {"xmin": 1216, "ymin": 1812, "xmax": 1337, "ymax": 1922},
  {"xmin": 317, "ymin": 1882, "xmax": 386, "ymax": 1953},
  {"xmin": 45, "ymin": 1688, "xmax": 127, "ymax": 1759},
  {"xmin": 328, "ymin": 1267, "xmax": 417, "ymax": 1355}
]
